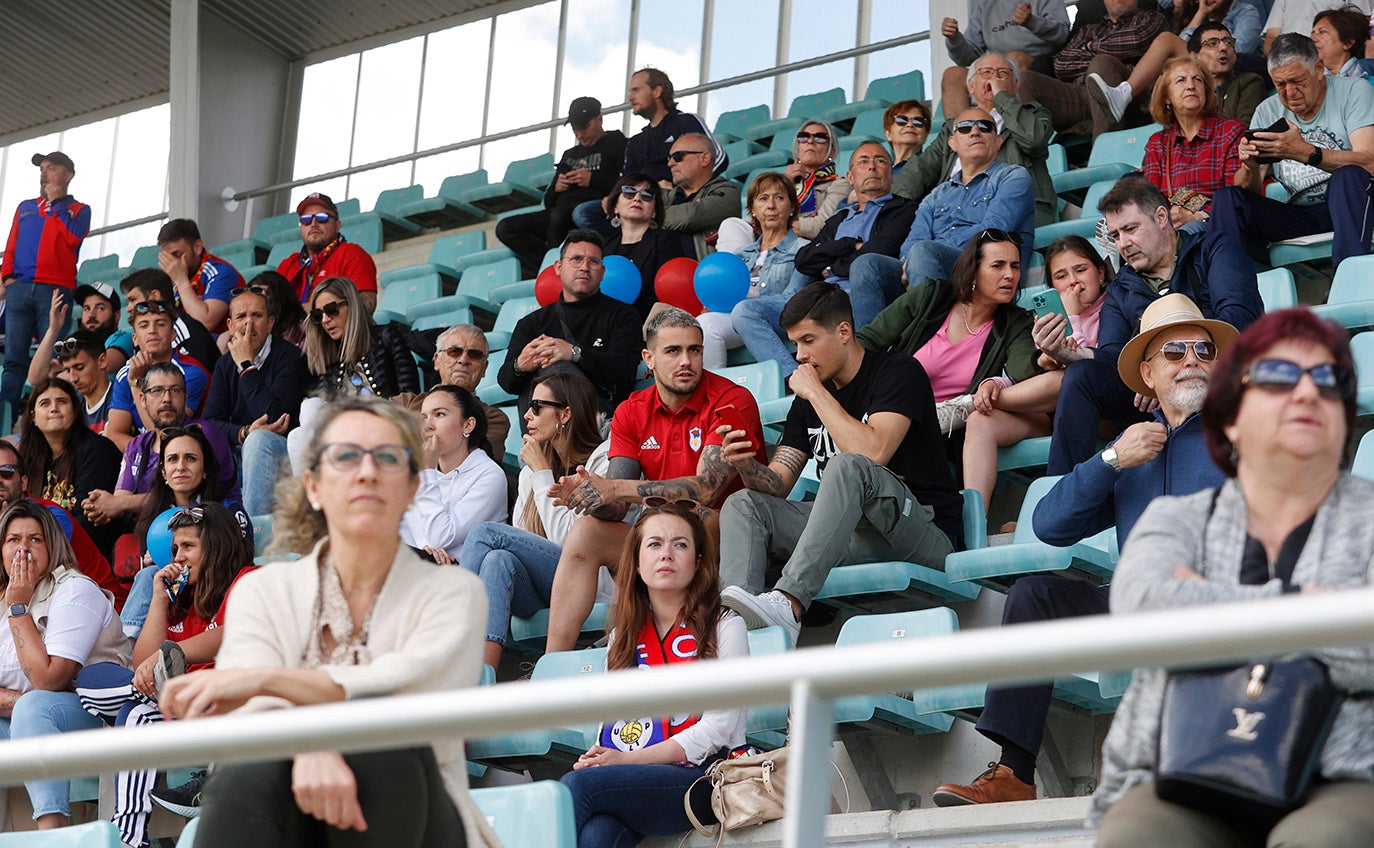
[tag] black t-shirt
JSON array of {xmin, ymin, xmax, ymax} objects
[
  {"xmin": 606, "ymin": 228, "xmax": 689, "ymax": 319},
  {"xmin": 779, "ymin": 348, "xmax": 963, "ymax": 546}
]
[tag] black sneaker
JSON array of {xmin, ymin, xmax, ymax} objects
[{"xmin": 151, "ymin": 769, "xmax": 206, "ymax": 818}]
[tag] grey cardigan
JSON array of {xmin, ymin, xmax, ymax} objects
[{"xmin": 1090, "ymin": 475, "xmax": 1374, "ymax": 826}]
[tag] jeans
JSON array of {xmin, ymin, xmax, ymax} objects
[
  {"xmin": 120, "ymin": 565, "xmax": 158, "ymax": 639},
  {"xmin": 1046, "ymin": 357, "xmax": 1148, "ymax": 475},
  {"xmin": 459, "ymin": 522, "xmax": 562, "ymax": 645},
  {"xmin": 903, "ymin": 240, "xmax": 963, "ymax": 289},
  {"xmin": 730, "ymin": 269, "xmax": 810, "ymax": 378},
  {"xmin": 845, "ymin": 254, "xmax": 909, "ymax": 328},
  {"xmin": 719, "ymin": 453, "xmax": 954, "ymax": 609},
  {"xmin": 0, "ymin": 689, "xmax": 105, "ymax": 820},
  {"xmin": 74, "ymin": 662, "xmax": 163, "ymax": 847},
  {"xmin": 561, "ymin": 763, "xmax": 709, "ymax": 848},
  {"xmin": 1210, "ymin": 165, "xmax": 1374, "ymax": 269},
  {"xmin": 571, "ymin": 200, "xmax": 618, "ymax": 241},
  {"xmin": 241, "ymin": 428, "xmax": 290, "ymax": 517},
  {"xmin": 1, "ymin": 281, "xmax": 72, "ymax": 415}
]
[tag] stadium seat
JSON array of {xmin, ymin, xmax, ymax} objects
[
  {"xmin": 1352, "ymin": 331, "xmax": 1374, "ymax": 415},
  {"xmin": 742, "ymin": 626, "xmax": 793, "ymax": 748},
  {"xmin": 335, "ymin": 198, "xmax": 362, "ymax": 219},
  {"xmin": 486, "ymin": 296, "xmax": 540, "ymax": 351},
  {"xmin": 396, "ymin": 170, "xmax": 489, "ymax": 230},
  {"xmin": 721, "ymin": 139, "xmax": 763, "ymax": 166},
  {"xmin": 459, "ymin": 154, "xmax": 554, "ymax": 214},
  {"xmin": 832, "ymin": 609, "xmax": 958, "ymax": 736},
  {"xmin": 714, "ymin": 360, "xmax": 785, "ymax": 404},
  {"xmin": 744, "ymin": 87, "xmax": 847, "ymax": 146},
  {"xmin": 130, "ymin": 244, "xmax": 161, "ymax": 270},
  {"xmin": 215, "ymin": 212, "xmax": 301, "ymax": 262},
  {"xmin": 251, "ymin": 514, "xmax": 273, "ymax": 559},
  {"xmin": 470, "ymin": 781, "xmax": 576, "ymax": 848},
  {"xmin": 466, "ymin": 648, "xmax": 606, "ymax": 771},
  {"xmin": 1050, "ymin": 127, "xmax": 1149, "ymax": 194},
  {"xmin": 1268, "ymin": 232, "xmax": 1333, "ymax": 269},
  {"xmin": 821, "ymin": 69, "xmax": 926, "ymax": 126},
  {"xmin": 341, "ymin": 217, "xmax": 384, "ymax": 254},
  {"xmin": 842, "ymin": 108, "xmax": 887, "ymax": 144},
  {"xmin": 350, "ymin": 186, "xmax": 423, "ymax": 241},
  {"xmin": 508, "ymin": 604, "xmax": 610, "ymax": 653},
  {"xmin": 477, "ymin": 351, "xmax": 517, "ymax": 407},
  {"xmin": 265, "ymin": 241, "xmax": 298, "ymax": 269},
  {"xmin": 944, "ymin": 475, "xmax": 1117, "ymax": 591},
  {"xmin": 449, "ymin": 258, "xmax": 521, "ymax": 320},
  {"xmin": 1312, "ymin": 254, "xmax": 1374, "ymax": 331},
  {"xmin": 714, "ymin": 104, "xmax": 771, "ymax": 143},
  {"xmin": 1352, "ymin": 430, "xmax": 1374, "ymax": 479},
  {"xmin": 0, "ymin": 820, "xmax": 122, "ymax": 846},
  {"xmin": 1257, "ymin": 267, "xmax": 1298, "ymax": 311},
  {"xmin": 77, "ymin": 254, "xmax": 122, "ymax": 285},
  {"xmin": 176, "ymin": 818, "xmax": 198, "ymax": 847},
  {"xmin": 411, "ymin": 306, "xmax": 473, "ymax": 333},
  {"xmin": 1046, "ymin": 144, "xmax": 1068, "ymax": 177},
  {"xmin": 1034, "ymin": 179, "xmax": 1114, "ymax": 245},
  {"xmin": 380, "ymin": 231, "xmax": 491, "ymax": 289},
  {"xmin": 218, "ymin": 249, "xmax": 257, "ymax": 275},
  {"xmin": 724, "ymin": 150, "xmax": 790, "ymax": 181},
  {"xmin": 378, "ymin": 273, "xmax": 443, "ymax": 320}
]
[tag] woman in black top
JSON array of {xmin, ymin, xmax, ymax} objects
[
  {"xmin": 603, "ymin": 172, "xmax": 688, "ymax": 318},
  {"xmin": 302, "ymin": 276, "xmax": 418, "ymax": 401}
]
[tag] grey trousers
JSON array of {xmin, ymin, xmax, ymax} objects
[
  {"xmin": 1096, "ymin": 781, "xmax": 1374, "ymax": 848},
  {"xmin": 718, "ymin": 453, "xmax": 954, "ymax": 609}
]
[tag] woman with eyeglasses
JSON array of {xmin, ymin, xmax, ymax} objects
[
  {"xmin": 18, "ymin": 377, "xmax": 123, "ymax": 557},
  {"xmin": 883, "ymin": 100, "xmax": 933, "ymax": 173},
  {"xmin": 74, "ymin": 503, "xmax": 252, "ymax": 847},
  {"xmin": 0, "ymin": 499, "xmax": 130, "ymax": 833},
  {"xmin": 1092, "ymin": 308, "xmax": 1374, "ymax": 845},
  {"xmin": 560, "ymin": 502, "xmax": 749, "ymax": 848},
  {"xmin": 399, "ymin": 385, "xmax": 506, "ymax": 565},
  {"xmin": 604, "ymin": 172, "xmax": 689, "ymax": 318},
  {"xmin": 856, "ymin": 228, "xmax": 1038, "ymax": 435},
  {"xmin": 161, "ymin": 397, "xmax": 499, "ymax": 847},
  {"xmin": 461, "ymin": 369, "xmax": 610, "ymax": 669}
]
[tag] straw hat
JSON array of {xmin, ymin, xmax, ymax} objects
[{"xmin": 1117, "ymin": 293, "xmax": 1238, "ymax": 397}]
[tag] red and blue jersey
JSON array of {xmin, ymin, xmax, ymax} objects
[
  {"xmin": 599, "ymin": 618, "xmax": 702, "ymax": 752},
  {"xmin": 2, "ymin": 196, "xmax": 91, "ymax": 288},
  {"xmin": 190, "ymin": 251, "xmax": 244, "ymax": 306}
]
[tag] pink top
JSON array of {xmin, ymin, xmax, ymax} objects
[
  {"xmin": 913, "ymin": 311, "xmax": 993, "ymax": 402},
  {"xmin": 1069, "ymin": 293, "xmax": 1105, "ymax": 349}
]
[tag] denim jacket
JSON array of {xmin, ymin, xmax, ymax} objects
[
  {"xmin": 901, "ymin": 159, "xmax": 1034, "ymax": 264},
  {"xmin": 735, "ymin": 230, "xmax": 807, "ymax": 299}
]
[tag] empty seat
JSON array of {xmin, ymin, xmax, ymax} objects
[
  {"xmin": 396, "ymin": 170, "xmax": 488, "ymax": 230},
  {"xmin": 821, "ymin": 70, "xmax": 926, "ymax": 126},
  {"xmin": 129, "ymin": 245, "xmax": 161, "ymax": 270},
  {"xmin": 714, "ymin": 104, "xmax": 771, "ymax": 142},
  {"xmin": 379, "ymin": 231, "xmax": 490, "ymax": 289},
  {"xmin": 1311, "ymin": 254, "xmax": 1374, "ymax": 331},
  {"xmin": 1352, "ymin": 429, "xmax": 1374, "ymax": 480},
  {"xmin": 743, "ymin": 626, "xmax": 795, "ymax": 748},
  {"xmin": 745, "ymin": 87, "xmax": 848, "ymax": 145},
  {"xmin": 1051, "ymin": 127, "xmax": 1149, "ymax": 194},
  {"xmin": 714, "ymin": 360, "xmax": 785, "ymax": 404},
  {"xmin": 724, "ymin": 150, "xmax": 789, "ymax": 181},
  {"xmin": 469, "ymin": 781, "xmax": 576, "ymax": 848},
  {"xmin": 1353, "ymin": 331, "xmax": 1374, "ymax": 415},
  {"xmin": 341, "ymin": 218, "xmax": 384, "ymax": 254},
  {"xmin": 459, "ymin": 155, "xmax": 554, "ymax": 214},
  {"xmin": 1257, "ymin": 267, "xmax": 1298, "ymax": 312},
  {"xmin": 265, "ymin": 241, "xmax": 298, "ymax": 269},
  {"xmin": 477, "ymin": 350, "xmax": 517, "ymax": 407},
  {"xmin": 176, "ymin": 818, "xmax": 198, "ymax": 847},
  {"xmin": 451, "ymin": 258, "xmax": 522, "ymax": 318},
  {"xmin": 1034, "ymin": 179, "xmax": 1114, "ymax": 245},
  {"xmin": 350, "ymin": 186, "xmax": 424, "ymax": 241},
  {"xmin": 0, "ymin": 820, "xmax": 122, "ymax": 846},
  {"xmin": 832, "ymin": 609, "xmax": 958, "ymax": 736},
  {"xmin": 507, "ymin": 603, "xmax": 611, "ymax": 652},
  {"xmin": 378, "ymin": 273, "xmax": 443, "ymax": 320},
  {"xmin": 487, "ymin": 295, "xmax": 540, "ymax": 350},
  {"xmin": 77, "ymin": 254, "xmax": 122, "ymax": 285},
  {"xmin": 411, "ymin": 306, "xmax": 474, "ymax": 333}
]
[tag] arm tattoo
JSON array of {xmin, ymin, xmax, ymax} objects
[
  {"xmin": 742, "ymin": 446, "xmax": 808, "ymax": 497},
  {"xmin": 634, "ymin": 446, "xmax": 735, "ymax": 503}
]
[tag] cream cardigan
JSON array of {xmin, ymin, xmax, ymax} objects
[{"xmin": 216, "ymin": 538, "xmax": 500, "ymax": 847}]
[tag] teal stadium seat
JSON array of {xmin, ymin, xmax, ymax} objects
[
  {"xmin": 265, "ymin": 240, "xmax": 298, "ymax": 269},
  {"xmin": 724, "ymin": 149, "xmax": 790, "ymax": 181},
  {"xmin": 380, "ymin": 230, "xmax": 490, "ymax": 289},
  {"xmin": 744, "ymin": 88, "xmax": 847, "ymax": 146},
  {"xmin": 335, "ymin": 198, "xmax": 362, "ymax": 220},
  {"xmin": 477, "ymin": 351, "xmax": 517, "ymax": 407},
  {"xmin": 77, "ymin": 254, "xmax": 122, "ymax": 285},
  {"xmin": 397, "ymin": 170, "xmax": 488, "ymax": 230},
  {"xmin": 177, "ymin": 818, "xmax": 198, "ymax": 847},
  {"xmin": 832, "ymin": 610, "xmax": 958, "ymax": 736},
  {"xmin": 1311, "ymin": 254, "xmax": 1374, "ymax": 331},
  {"xmin": 820, "ymin": 70, "xmax": 926, "ymax": 126},
  {"xmin": 944, "ymin": 475, "xmax": 1117, "ymax": 591},
  {"xmin": 714, "ymin": 104, "xmax": 772, "ymax": 143},
  {"xmin": 714, "ymin": 360, "xmax": 785, "ymax": 404},
  {"xmin": 218, "ymin": 250, "xmax": 256, "ymax": 275},
  {"xmin": 1352, "ymin": 430, "xmax": 1374, "ymax": 479},
  {"xmin": 130, "ymin": 244, "xmax": 161, "ymax": 270},
  {"xmin": 508, "ymin": 603, "xmax": 610, "ymax": 653},
  {"xmin": 340, "ymin": 217, "xmax": 383, "ymax": 255},
  {"xmin": 1351, "ymin": 331, "xmax": 1374, "ymax": 415},
  {"xmin": 459, "ymin": 154, "xmax": 554, "ymax": 214},
  {"xmin": 1257, "ymin": 268, "xmax": 1299, "ymax": 311},
  {"xmin": 215, "ymin": 211, "xmax": 301, "ymax": 261},
  {"xmin": 349, "ymin": 186, "xmax": 424, "ymax": 241},
  {"xmin": 378, "ymin": 273, "xmax": 442, "ymax": 321},
  {"xmin": 742, "ymin": 626, "xmax": 793, "ymax": 749},
  {"xmin": 0, "ymin": 821, "xmax": 122, "ymax": 846},
  {"xmin": 448, "ymin": 258, "xmax": 521, "ymax": 320},
  {"xmin": 838, "ymin": 108, "xmax": 886, "ymax": 151},
  {"xmin": 470, "ymin": 781, "xmax": 576, "ymax": 848},
  {"xmin": 486, "ymin": 296, "xmax": 540, "ymax": 351},
  {"xmin": 1046, "ymin": 143, "xmax": 1068, "ymax": 177},
  {"xmin": 1050, "ymin": 127, "xmax": 1149, "ymax": 194},
  {"xmin": 411, "ymin": 306, "xmax": 473, "ymax": 333},
  {"xmin": 1034, "ymin": 179, "xmax": 1114, "ymax": 246}
]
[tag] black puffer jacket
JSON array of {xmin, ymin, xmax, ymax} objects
[{"xmin": 317, "ymin": 321, "xmax": 420, "ymax": 400}]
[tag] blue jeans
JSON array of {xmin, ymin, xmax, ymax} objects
[
  {"xmin": 730, "ymin": 269, "xmax": 811, "ymax": 378},
  {"xmin": 845, "ymin": 254, "xmax": 909, "ymax": 328},
  {"xmin": 571, "ymin": 200, "xmax": 618, "ymax": 241},
  {"xmin": 0, "ymin": 689, "xmax": 105, "ymax": 820},
  {"xmin": 241, "ymin": 428, "xmax": 289, "ymax": 517},
  {"xmin": 459, "ymin": 522, "xmax": 562, "ymax": 644},
  {"xmin": 1, "ymin": 281, "xmax": 72, "ymax": 415},
  {"xmin": 120, "ymin": 565, "xmax": 157, "ymax": 639},
  {"xmin": 903, "ymin": 240, "xmax": 963, "ymax": 289},
  {"xmin": 560, "ymin": 763, "xmax": 709, "ymax": 848}
]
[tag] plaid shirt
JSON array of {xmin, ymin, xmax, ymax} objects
[
  {"xmin": 1053, "ymin": 10, "xmax": 1167, "ymax": 83},
  {"xmin": 1142, "ymin": 115, "xmax": 1247, "ymax": 204}
]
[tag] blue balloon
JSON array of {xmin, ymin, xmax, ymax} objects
[
  {"xmin": 147, "ymin": 507, "xmax": 183, "ymax": 567},
  {"xmin": 694, "ymin": 252, "xmax": 752, "ymax": 313},
  {"xmin": 600, "ymin": 255, "xmax": 643, "ymax": 306}
]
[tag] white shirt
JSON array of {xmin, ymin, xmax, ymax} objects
[
  {"xmin": 514, "ymin": 440, "xmax": 618, "ymax": 601},
  {"xmin": 0, "ymin": 577, "xmax": 113, "ymax": 691},
  {"xmin": 400, "ymin": 449, "xmax": 508, "ymax": 560}
]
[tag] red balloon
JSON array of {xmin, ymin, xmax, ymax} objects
[
  {"xmin": 535, "ymin": 264, "xmax": 561, "ymax": 306},
  {"xmin": 655, "ymin": 257, "xmax": 702, "ymax": 314}
]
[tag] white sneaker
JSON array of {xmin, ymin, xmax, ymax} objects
[
  {"xmin": 720, "ymin": 587, "xmax": 801, "ymax": 645},
  {"xmin": 1087, "ymin": 73, "xmax": 1132, "ymax": 125},
  {"xmin": 935, "ymin": 394, "xmax": 975, "ymax": 435}
]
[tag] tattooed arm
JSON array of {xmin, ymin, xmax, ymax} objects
[
  {"xmin": 552, "ymin": 448, "xmax": 742, "ymax": 515},
  {"xmin": 717, "ymin": 425, "xmax": 808, "ymax": 498}
]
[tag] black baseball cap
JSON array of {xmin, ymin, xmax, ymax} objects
[
  {"xmin": 295, "ymin": 192, "xmax": 339, "ymax": 217},
  {"xmin": 32, "ymin": 151, "xmax": 75, "ymax": 173},
  {"xmin": 566, "ymin": 97, "xmax": 602, "ymax": 130},
  {"xmin": 75, "ymin": 281, "xmax": 120, "ymax": 310}
]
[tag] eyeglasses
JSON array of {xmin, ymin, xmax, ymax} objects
[
  {"xmin": 954, "ymin": 119, "xmax": 997, "ymax": 134},
  {"xmin": 299, "ymin": 212, "xmax": 334, "ymax": 226},
  {"xmin": 231, "ymin": 284, "xmax": 271, "ymax": 298},
  {"xmin": 53, "ymin": 338, "xmax": 85, "ymax": 358},
  {"xmin": 563, "ymin": 255, "xmax": 604, "ymax": 268},
  {"xmin": 619, "ymin": 186, "xmax": 657, "ymax": 202},
  {"xmin": 1148, "ymin": 339, "xmax": 1217, "ymax": 363},
  {"xmin": 795, "ymin": 131, "xmax": 830, "ymax": 144},
  {"xmin": 1242, "ymin": 358, "xmax": 1351, "ymax": 401},
  {"xmin": 667, "ymin": 150, "xmax": 707, "ymax": 163},
  {"xmin": 168, "ymin": 507, "xmax": 206, "ymax": 530},
  {"xmin": 0, "ymin": 465, "xmax": 18, "ymax": 482},
  {"xmin": 440, "ymin": 345, "xmax": 487, "ymax": 362},
  {"xmin": 642, "ymin": 496, "xmax": 701, "ymax": 514},
  {"xmin": 978, "ymin": 228, "xmax": 1024, "ymax": 247},
  {"xmin": 527, "ymin": 398, "xmax": 570, "ymax": 415},
  {"xmin": 145, "ymin": 385, "xmax": 188, "ymax": 399},
  {"xmin": 891, "ymin": 115, "xmax": 929, "ymax": 128},
  {"xmin": 309, "ymin": 301, "xmax": 345, "ymax": 324},
  {"xmin": 132, "ymin": 301, "xmax": 171, "ymax": 316},
  {"xmin": 975, "ymin": 66, "xmax": 1017, "ymax": 78},
  {"xmin": 850, "ymin": 154, "xmax": 892, "ymax": 168},
  {"xmin": 319, "ymin": 442, "xmax": 414, "ymax": 474},
  {"xmin": 1200, "ymin": 36, "xmax": 1237, "ymax": 49}
]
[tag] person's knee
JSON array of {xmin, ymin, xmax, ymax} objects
[
  {"xmin": 1003, "ymin": 575, "xmax": 1077, "ymax": 624},
  {"xmin": 821, "ymin": 451, "xmax": 872, "ymax": 484},
  {"xmin": 204, "ymin": 759, "xmax": 293, "ymax": 808}
]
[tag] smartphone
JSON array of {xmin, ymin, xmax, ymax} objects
[
  {"xmin": 1030, "ymin": 288, "xmax": 1071, "ymax": 324},
  {"xmin": 1243, "ymin": 118, "xmax": 1290, "ymax": 165},
  {"xmin": 715, "ymin": 404, "xmax": 749, "ymax": 436}
]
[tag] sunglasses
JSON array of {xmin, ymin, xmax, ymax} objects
[
  {"xmin": 1148, "ymin": 339, "xmax": 1217, "ymax": 363},
  {"xmin": 0, "ymin": 465, "xmax": 17, "ymax": 482},
  {"xmin": 309, "ymin": 301, "xmax": 345, "ymax": 323},
  {"xmin": 232, "ymin": 284, "xmax": 271, "ymax": 298},
  {"xmin": 132, "ymin": 301, "xmax": 171, "ymax": 316},
  {"xmin": 1243, "ymin": 358, "xmax": 1351, "ymax": 401},
  {"xmin": 319, "ymin": 442, "xmax": 413, "ymax": 474},
  {"xmin": 667, "ymin": 150, "xmax": 707, "ymax": 163},
  {"xmin": 527, "ymin": 398, "xmax": 570, "ymax": 415},
  {"xmin": 619, "ymin": 186, "xmax": 657, "ymax": 202},
  {"xmin": 978, "ymin": 227, "xmax": 1024, "ymax": 247},
  {"xmin": 891, "ymin": 115, "xmax": 929, "ymax": 128},
  {"xmin": 439, "ymin": 345, "xmax": 487, "ymax": 362},
  {"xmin": 160, "ymin": 424, "xmax": 203, "ymax": 440},
  {"xmin": 642, "ymin": 496, "xmax": 701, "ymax": 514},
  {"xmin": 795, "ymin": 131, "xmax": 830, "ymax": 144},
  {"xmin": 954, "ymin": 119, "xmax": 997, "ymax": 134},
  {"xmin": 299, "ymin": 212, "xmax": 334, "ymax": 226},
  {"xmin": 54, "ymin": 338, "xmax": 86, "ymax": 358},
  {"xmin": 168, "ymin": 506, "xmax": 206, "ymax": 530}
]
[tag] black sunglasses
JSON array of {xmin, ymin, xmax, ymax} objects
[
  {"xmin": 299, "ymin": 212, "xmax": 334, "ymax": 226},
  {"xmin": 132, "ymin": 301, "xmax": 171, "ymax": 316},
  {"xmin": 439, "ymin": 345, "xmax": 487, "ymax": 362},
  {"xmin": 642, "ymin": 496, "xmax": 701, "ymax": 514},
  {"xmin": 667, "ymin": 150, "xmax": 707, "ymax": 163},
  {"xmin": 309, "ymin": 301, "xmax": 345, "ymax": 324},
  {"xmin": 1243, "ymin": 358, "xmax": 1351, "ymax": 401},
  {"xmin": 619, "ymin": 186, "xmax": 657, "ymax": 202},
  {"xmin": 54, "ymin": 338, "xmax": 86, "ymax": 358},
  {"xmin": 978, "ymin": 228, "xmax": 1024, "ymax": 247},
  {"xmin": 954, "ymin": 119, "xmax": 997, "ymax": 134},
  {"xmin": 527, "ymin": 398, "xmax": 570, "ymax": 415},
  {"xmin": 795, "ymin": 131, "xmax": 830, "ymax": 144},
  {"xmin": 891, "ymin": 115, "xmax": 929, "ymax": 128},
  {"xmin": 0, "ymin": 465, "xmax": 18, "ymax": 482},
  {"xmin": 160, "ymin": 424, "xmax": 203, "ymax": 441},
  {"xmin": 232, "ymin": 284, "xmax": 271, "ymax": 298},
  {"xmin": 1148, "ymin": 340, "xmax": 1217, "ymax": 363}
]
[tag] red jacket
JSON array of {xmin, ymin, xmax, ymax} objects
[
  {"xmin": 277, "ymin": 240, "xmax": 377, "ymax": 304},
  {"xmin": 2, "ymin": 196, "xmax": 91, "ymax": 288}
]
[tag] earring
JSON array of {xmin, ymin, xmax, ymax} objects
[
  {"xmin": 463, "ymin": 430, "xmax": 472, "ymax": 438},
  {"xmin": 309, "ymin": 501, "xmax": 321, "ymax": 511},
  {"xmin": 610, "ymin": 214, "xmax": 622, "ymax": 227},
  {"xmin": 556, "ymin": 420, "xmax": 566, "ymax": 432},
  {"xmin": 1229, "ymin": 442, "xmax": 1239, "ymax": 467}
]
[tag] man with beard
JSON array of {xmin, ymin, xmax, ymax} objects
[
  {"xmin": 932, "ymin": 294, "xmax": 1232, "ymax": 806},
  {"xmin": 538, "ymin": 307, "xmax": 767, "ymax": 654},
  {"xmin": 275, "ymin": 192, "xmax": 377, "ymax": 310},
  {"xmin": 1035, "ymin": 177, "xmax": 1260, "ymax": 474}
]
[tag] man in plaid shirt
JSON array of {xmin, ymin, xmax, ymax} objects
[{"xmin": 1016, "ymin": 0, "xmax": 1166, "ymax": 137}]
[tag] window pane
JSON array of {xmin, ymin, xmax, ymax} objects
[
  {"xmin": 482, "ymin": 134, "xmax": 549, "ymax": 185},
  {"xmin": 351, "ymin": 36, "xmax": 424, "ymax": 177},
  {"xmin": 561, "ymin": 0, "xmax": 630, "ymax": 129},
  {"xmin": 293, "ymin": 54, "xmax": 360, "ymax": 182},
  {"xmin": 0, "ymin": 135, "xmax": 59, "ymax": 226},
  {"xmin": 704, "ymin": 0, "xmax": 778, "ymax": 125},
  {"xmin": 59, "ymin": 118, "xmax": 116, "ymax": 228},
  {"xmin": 416, "ymin": 21, "xmax": 491, "ymax": 192},
  {"xmin": 634, "ymin": 0, "xmax": 705, "ymax": 119},
  {"xmin": 98, "ymin": 220, "xmax": 163, "ymax": 266},
  {"xmin": 290, "ymin": 177, "xmax": 347, "ymax": 214},
  {"xmin": 787, "ymin": 0, "xmax": 858, "ymax": 105},
  {"xmin": 106, "ymin": 104, "xmax": 170, "ymax": 226},
  {"xmin": 414, "ymin": 149, "xmax": 483, "ymax": 197},
  {"xmin": 487, "ymin": 4, "xmax": 560, "ymax": 134},
  {"xmin": 867, "ymin": 0, "xmax": 932, "ymax": 96},
  {"xmin": 348, "ymin": 164, "xmax": 412, "ymax": 213}
]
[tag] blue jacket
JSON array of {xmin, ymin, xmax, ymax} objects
[
  {"xmin": 735, "ymin": 230, "xmax": 806, "ymax": 298},
  {"xmin": 901, "ymin": 159, "xmax": 1035, "ymax": 265},
  {"xmin": 1097, "ymin": 224, "xmax": 1262, "ymax": 365},
  {"xmin": 1032, "ymin": 410, "xmax": 1225, "ymax": 549}
]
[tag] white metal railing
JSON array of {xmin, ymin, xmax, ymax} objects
[{"xmin": 4, "ymin": 589, "xmax": 1373, "ymax": 846}]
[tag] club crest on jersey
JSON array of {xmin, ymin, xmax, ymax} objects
[
  {"xmin": 602, "ymin": 717, "xmax": 666, "ymax": 751},
  {"xmin": 689, "ymin": 426, "xmax": 702, "ymax": 452}
]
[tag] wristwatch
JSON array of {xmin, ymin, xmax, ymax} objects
[
  {"xmin": 8, "ymin": 603, "xmax": 28, "ymax": 618},
  {"xmin": 1101, "ymin": 447, "xmax": 1122, "ymax": 472},
  {"xmin": 1307, "ymin": 147, "xmax": 1324, "ymax": 168},
  {"xmin": 238, "ymin": 359, "xmax": 254, "ymax": 374},
  {"xmin": 571, "ymin": 345, "xmax": 583, "ymax": 364}
]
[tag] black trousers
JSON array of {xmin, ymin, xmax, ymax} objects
[
  {"xmin": 1047, "ymin": 357, "xmax": 1149, "ymax": 475},
  {"xmin": 495, "ymin": 203, "xmax": 578, "ymax": 276},
  {"xmin": 976, "ymin": 576, "xmax": 1110, "ymax": 756},
  {"xmin": 194, "ymin": 747, "xmax": 465, "ymax": 848}
]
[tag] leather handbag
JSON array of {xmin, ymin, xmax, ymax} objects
[
  {"xmin": 1155, "ymin": 655, "xmax": 1342, "ymax": 827},
  {"xmin": 685, "ymin": 747, "xmax": 787, "ymax": 842}
]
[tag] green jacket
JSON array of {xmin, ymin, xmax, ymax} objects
[
  {"xmin": 661, "ymin": 174, "xmax": 743, "ymax": 259},
  {"xmin": 893, "ymin": 91, "xmax": 1055, "ymax": 227},
  {"xmin": 1216, "ymin": 72, "xmax": 1266, "ymax": 125},
  {"xmin": 855, "ymin": 278, "xmax": 1040, "ymax": 391}
]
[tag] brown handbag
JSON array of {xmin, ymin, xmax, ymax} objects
[{"xmin": 685, "ymin": 747, "xmax": 788, "ymax": 843}]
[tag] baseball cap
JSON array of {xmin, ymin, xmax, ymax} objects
[
  {"xmin": 75, "ymin": 281, "xmax": 120, "ymax": 311},
  {"xmin": 32, "ymin": 151, "xmax": 75, "ymax": 173},
  {"xmin": 566, "ymin": 97, "xmax": 602, "ymax": 130},
  {"xmin": 295, "ymin": 192, "xmax": 339, "ymax": 217}
]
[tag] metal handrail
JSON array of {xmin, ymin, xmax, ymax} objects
[{"xmin": 88, "ymin": 211, "xmax": 169, "ymax": 239}]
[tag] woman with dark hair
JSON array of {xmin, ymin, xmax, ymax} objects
[
  {"xmin": 787, "ymin": 119, "xmax": 850, "ymax": 238},
  {"xmin": 18, "ymin": 377, "xmax": 122, "ymax": 553},
  {"xmin": 855, "ymin": 228, "xmax": 1038, "ymax": 434},
  {"xmin": 560, "ymin": 503, "xmax": 748, "ymax": 848},
  {"xmin": 400, "ymin": 385, "xmax": 507, "ymax": 565},
  {"xmin": 884, "ymin": 100, "xmax": 933, "ymax": 173},
  {"xmin": 75, "ymin": 502, "xmax": 253, "ymax": 847},
  {"xmin": 1313, "ymin": 6, "xmax": 1373, "ymax": 77},
  {"xmin": 248, "ymin": 270, "xmax": 308, "ymax": 345},
  {"xmin": 604, "ymin": 172, "xmax": 688, "ymax": 318},
  {"xmin": 461, "ymin": 369, "xmax": 609, "ymax": 669},
  {"xmin": 1092, "ymin": 308, "xmax": 1374, "ymax": 845}
]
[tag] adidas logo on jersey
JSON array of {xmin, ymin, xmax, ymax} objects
[{"xmin": 640, "ymin": 436, "xmax": 661, "ymax": 450}]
